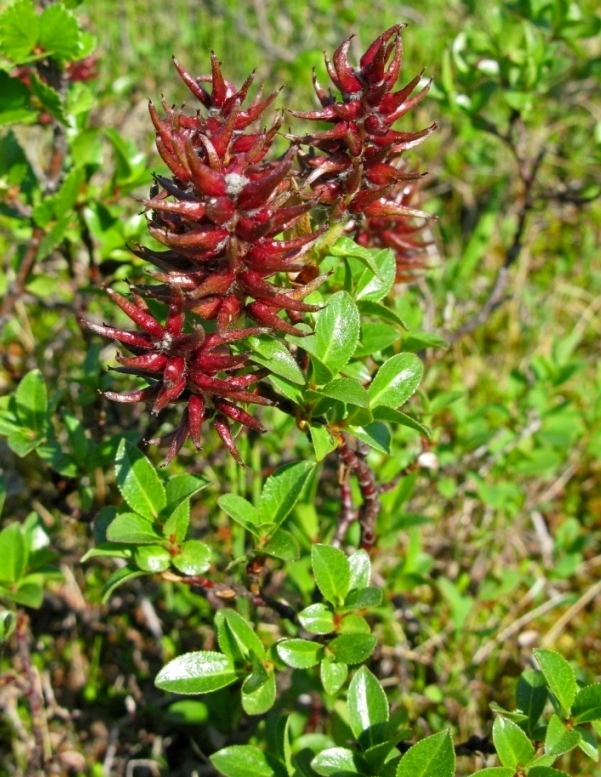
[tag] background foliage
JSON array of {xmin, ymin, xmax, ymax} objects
[{"xmin": 1, "ymin": 1, "xmax": 600, "ymax": 776}]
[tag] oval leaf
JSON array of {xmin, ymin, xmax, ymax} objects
[
  {"xmin": 573, "ymin": 683, "xmax": 601, "ymax": 724},
  {"xmin": 396, "ymin": 730, "xmax": 455, "ymax": 777},
  {"xmin": 172, "ymin": 540, "xmax": 211, "ymax": 576},
  {"xmin": 299, "ymin": 603, "xmax": 336, "ymax": 635},
  {"xmin": 321, "ymin": 660, "xmax": 348, "ymax": 696},
  {"xmin": 115, "ymin": 440, "xmax": 166, "ymax": 520},
  {"xmin": 312, "ymin": 545, "xmax": 351, "ymax": 605},
  {"xmin": 492, "ymin": 716, "xmax": 536, "ymax": 769},
  {"xmin": 533, "ymin": 649, "xmax": 577, "ymax": 715},
  {"xmin": 314, "ymin": 291, "xmax": 360, "ymax": 375},
  {"xmin": 211, "ymin": 745, "xmax": 275, "ymax": 777},
  {"xmin": 258, "ymin": 461, "xmax": 314, "ymax": 528},
  {"xmin": 328, "ymin": 633, "xmax": 377, "ymax": 665},
  {"xmin": 348, "ymin": 667, "xmax": 389, "ymax": 745},
  {"xmin": 155, "ymin": 651, "xmax": 238, "ymax": 694},
  {"xmin": 368, "ymin": 354, "xmax": 423, "ymax": 409},
  {"xmin": 106, "ymin": 512, "xmax": 163, "ymax": 545},
  {"xmin": 277, "ymin": 639, "xmax": 323, "ymax": 668}
]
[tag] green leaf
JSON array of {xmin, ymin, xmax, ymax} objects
[
  {"xmin": 337, "ymin": 614, "xmax": 370, "ymax": 634},
  {"xmin": 15, "ymin": 370, "xmax": 47, "ymax": 434},
  {"xmin": 11, "ymin": 581, "xmax": 43, "ymax": 608},
  {"xmin": 258, "ymin": 461, "xmax": 314, "ymax": 528},
  {"xmin": 576, "ymin": 726, "xmax": 598, "ymax": 760},
  {"xmin": 0, "ymin": 72, "xmax": 35, "ymax": 127},
  {"xmin": 0, "ymin": 611, "xmax": 15, "ymax": 643},
  {"xmin": 29, "ymin": 72, "xmax": 67, "ymax": 124},
  {"xmin": 165, "ymin": 473, "xmax": 209, "ymax": 515},
  {"xmin": 328, "ymin": 633, "xmax": 377, "ymax": 665},
  {"xmin": 321, "ymin": 660, "xmax": 348, "ymax": 696},
  {"xmin": 396, "ymin": 730, "xmax": 455, "ymax": 777},
  {"xmin": 156, "ymin": 651, "xmax": 239, "ymax": 695},
  {"xmin": 53, "ymin": 166, "xmax": 85, "ymax": 219},
  {"xmin": 346, "ymin": 422, "xmax": 390, "ymax": 454},
  {"xmin": 372, "ymin": 406, "xmax": 432, "ymax": 440},
  {"xmin": 492, "ymin": 716, "xmax": 536, "ymax": 768},
  {"xmin": 470, "ymin": 769, "xmax": 515, "ymax": 777},
  {"xmin": 313, "ymin": 291, "xmax": 360, "ymax": 376},
  {"xmin": 0, "ymin": 0, "xmax": 39, "ymax": 61},
  {"xmin": 348, "ymin": 667, "xmax": 389, "ymax": 747},
  {"xmin": 528, "ymin": 768, "xmax": 572, "ymax": 777},
  {"xmin": 312, "ymin": 545, "xmax": 351, "ymax": 605},
  {"xmin": 164, "ymin": 700, "xmax": 208, "ymax": 725},
  {"xmin": 172, "ymin": 540, "xmax": 211, "ymax": 576},
  {"xmin": 348, "ymin": 550, "xmax": 371, "ymax": 589},
  {"xmin": 573, "ymin": 683, "xmax": 601, "ymax": 723},
  {"xmin": 261, "ymin": 529, "xmax": 300, "ymax": 561},
  {"xmin": 368, "ymin": 354, "xmax": 423, "ymax": 409},
  {"xmin": 62, "ymin": 409, "xmax": 89, "ymax": 461},
  {"xmin": 357, "ymin": 300, "xmax": 408, "ymax": 329},
  {"xmin": 317, "ymin": 379, "xmax": 369, "ymax": 408},
  {"xmin": 8, "ymin": 429, "xmax": 44, "ymax": 457},
  {"xmin": 516, "ymin": 669, "xmax": 548, "ymax": 732},
  {"xmin": 401, "ymin": 331, "xmax": 448, "ymax": 352},
  {"xmin": 35, "ymin": 212, "xmax": 72, "ymax": 261},
  {"xmin": 106, "ymin": 512, "xmax": 163, "ymax": 545},
  {"xmin": 101, "ymin": 566, "xmax": 147, "ymax": 602},
  {"xmin": 133, "ymin": 545, "xmax": 171, "ymax": 573},
  {"xmin": 544, "ymin": 714, "xmax": 581, "ymax": 756},
  {"xmin": 0, "ymin": 523, "xmax": 27, "ymax": 583},
  {"xmin": 309, "ymin": 423, "xmax": 338, "ymax": 461},
  {"xmin": 355, "ymin": 249, "xmax": 396, "ymax": 302},
  {"xmin": 242, "ymin": 669, "xmax": 276, "ymax": 716},
  {"xmin": 311, "ymin": 747, "xmax": 365, "ymax": 777},
  {"xmin": 115, "ymin": 440, "xmax": 166, "ymax": 520},
  {"xmin": 343, "ymin": 587, "xmax": 382, "ymax": 609},
  {"xmin": 162, "ymin": 500, "xmax": 190, "ymax": 544},
  {"xmin": 215, "ymin": 609, "xmax": 265, "ymax": 661},
  {"xmin": 211, "ymin": 745, "xmax": 275, "ymax": 777},
  {"xmin": 331, "ymin": 237, "xmax": 385, "ymax": 278},
  {"xmin": 38, "ymin": 3, "xmax": 80, "ymax": 60},
  {"xmin": 249, "ymin": 336, "xmax": 306, "ymax": 384},
  {"xmin": 299, "ymin": 603, "xmax": 335, "ymax": 635},
  {"xmin": 277, "ymin": 639, "xmax": 324, "ymax": 668},
  {"xmin": 533, "ymin": 648, "xmax": 577, "ymax": 714},
  {"xmin": 218, "ymin": 493, "xmax": 259, "ymax": 534}
]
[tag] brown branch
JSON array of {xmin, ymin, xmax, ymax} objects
[{"xmin": 337, "ymin": 435, "xmax": 380, "ymax": 549}]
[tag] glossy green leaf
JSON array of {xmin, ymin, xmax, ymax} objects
[
  {"xmin": 330, "ymin": 237, "xmax": 384, "ymax": 278},
  {"xmin": 133, "ymin": 545, "xmax": 171, "ymax": 573},
  {"xmin": 261, "ymin": 529, "xmax": 300, "ymax": 561},
  {"xmin": 372, "ymin": 406, "xmax": 432, "ymax": 440},
  {"xmin": 516, "ymin": 669, "xmax": 548, "ymax": 732},
  {"xmin": 277, "ymin": 638, "xmax": 323, "ymax": 668},
  {"xmin": 309, "ymin": 423, "xmax": 338, "ymax": 461},
  {"xmin": 115, "ymin": 440, "xmax": 166, "ymax": 521},
  {"xmin": 162, "ymin": 500, "xmax": 190, "ymax": 544},
  {"xmin": 299, "ymin": 603, "xmax": 335, "ymax": 635},
  {"xmin": 0, "ymin": 523, "xmax": 27, "ymax": 583},
  {"xmin": 211, "ymin": 745, "xmax": 275, "ymax": 777},
  {"xmin": 172, "ymin": 540, "xmax": 211, "ymax": 576},
  {"xmin": 312, "ymin": 545, "xmax": 351, "ymax": 605},
  {"xmin": 328, "ymin": 633, "xmax": 377, "ymax": 665},
  {"xmin": 164, "ymin": 700, "xmax": 208, "ymax": 725},
  {"xmin": 355, "ymin": 323, "xmax": 401, "ymax": 357},
  {"xmin": 0, "ymin": 72, "xmax": 34, "ymax": 127},
  {"xmin": 317, "ymin": 379, "xmax": 369, "ymax": 408},
  {"xmin": 39, "ymin": 3, "xmax": 80, "ymax": 60},
  {"xmin": 492, "ymin": 716, "xmax": 536, "ymax": 768},
  {"xmin": 258, "ymin": 461, "xmax": 314, "ymax": 528},
  {"xmin": 249, "ymin": 336, "xmax": 306, "ymax": 384},
  {"xmin": 544, "ymin": 714, "xmax": 581, "ymax": 756},
  {"xmin": 576, "ymin": 726, "xmax": 598, "ymax": 760},
  {"xmin": 106, "ymin": 512, "xmax": 163, "ymax": 545},
  {"xmin": 0, "ymin": 0, "xmax": 39, "ymax": 61},
  {"xmin": 357, "ymin": 300, "xmax": 408, "ymax": 329},
  {"xmin": 215, "ymin": 609, "xmax": 265, "ymax": 661},
  {"xmin": 528, "ymin": 768, "xmax": 572, "ymax": 777},
  {"xmin": 533, "ymin": 648, "xmax": 577, "ymax": 714},
  {"xmin": 355, "ymin": 249, "xmax": 396, "ymax": 302},
  {"xmin": 344, "ymin": 587, "xmax": 382, "ymax": 609},
  {"xmin": 242, "ymin": 669, "xmax": 276, "ymax": 716},
  {"xmin": 15, "ymin": 370, "xmax": 47, "ymax": 434},
  {"xmin": 313, "ymin": 291, "xmax": 360, "ymax": 375},
  {"xmin": 346, "ymin": 422, "xmax": 391, "ymax": 454},
  {"xmin": 470, "ymin": 769, "xmax": 515, "ymax": 777},
  {"xmin": 368, "ymin": 354, "xmax": 423, "ymax": 409},
  {"xmin": 396, "ymin": 730, "xmax": 455, "ymax": 777},
  {"xmin": 311, "ymin": 747, "xmax": 366, "ymax": 777},
  {"xmin": 155, "ymin": 651, "xmax": 239, "ymax": 694},
  {"xmin": 348, "ymin": 550, "xmax": 371, "ymax": 589},
  {"xmin": 321, "ymin": 660, "xmax": 348, "ymax": 695},
  {"xmin": 62, "ymin": 409, "xmax": 89, "ymax": 461},
  {"xmin": 164, "ymin": 473, "xmax": 210, "ymax": 515},
  {"xmin": 348, "ymin": 666, "xmax": 389, "ymax": 747},
  {"xmin": 218, "ymin": 493, "xmax": 259, "ymax": 534},
  {"xmin": 337, "ymin": 614, "xmax": 370, "ymax": 634},
  {"xmin": 573, "ymin": 683, "xmax": 601, "ymax": 723}
]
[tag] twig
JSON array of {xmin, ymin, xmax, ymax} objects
[
  {"xmin": 337, "ymin": 435, "xmax": 380, "ymax": 549},
  {"xmin": 332, "ymin": 475, "xmax": 356, "ymax": 548}
]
